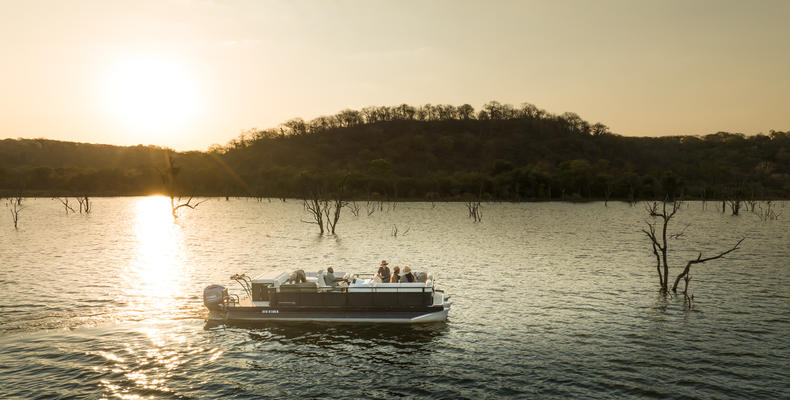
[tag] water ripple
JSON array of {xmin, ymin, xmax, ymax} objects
[{"xmin": 1, "ymin": 199, "xmax": 789, "ymax": 398}]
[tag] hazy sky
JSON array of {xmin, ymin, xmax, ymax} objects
[{"xmin": 1, "ymin": 0, "xmax": 789, "ymax": 150}]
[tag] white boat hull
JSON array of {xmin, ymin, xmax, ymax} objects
[{"xmin": 208, "ymin": 304, "xmax": 451, "ymax": 325}]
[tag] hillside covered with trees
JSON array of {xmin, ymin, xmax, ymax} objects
[{"xmin": 1, "ymin": 101, "xmax": 789, "ymax": 201}]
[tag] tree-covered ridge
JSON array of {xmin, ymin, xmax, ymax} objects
[{"xmin": 1, "ymin": 101, "xmax": 789, "ymax": 201}]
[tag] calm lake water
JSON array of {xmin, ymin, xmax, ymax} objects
[{"xmin": 1, "ymin": 197, "xmax": 788, "ymax": 399}]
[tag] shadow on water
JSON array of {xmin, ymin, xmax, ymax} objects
[{"xmin": 205, "ymin": 320, "xmax": 448, "ymax": 355}]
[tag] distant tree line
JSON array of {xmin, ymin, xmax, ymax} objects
[{"xmin": 1, "ymin": 101, "xmax": 789, "ymax": 202}]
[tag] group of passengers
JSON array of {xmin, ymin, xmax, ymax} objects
[
  {"xmin": 288, "ymin": 261, "xmax": 423, "ymax": 287},
  {"xmin": 376, "ymin": 260, "xmax": 418, "ymax": 283}
]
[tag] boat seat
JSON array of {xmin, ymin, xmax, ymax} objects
[
  {"xmin": 280, "ymin": 281, "xmax": 319, "ymax": 292},
  {"xmin": 374, "ymin": 282, "xmax": 429, "ymax": 292},
  {"xmin": 315, "ymin": 270, "xmax": 329, "ymax": 287}
]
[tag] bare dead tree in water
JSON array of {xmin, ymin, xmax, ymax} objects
[
  {"xmin": 8, "ymin": 194, "xmax": 23, "ymax": 229},
  {"xmin": 466, "ymin": 201, "xmax": 482, "ymax": 222},
  {"xmin": 642, "ymin": 200, "xmax": 744, "ymax": 299},
  {"xmin": 325, "ymin": 177, "xmax": 349, "ymax": 234},
  {"xmin": 642, "ymin": 200, "xmax": 679, "ymax": 292},
  {"xmin": 725, "ymin": 185, "xmax": 746, "ymax": 216},
  {"xmin": 301, "ymin": 196, "xmax": 325, "ymax": 234},
  {"xmin": 347, "ymin": 201, "xmax": 361, "ymax": 217},
  {"xmin": 322, "ymin": 184, "xmax": 344, "ymax": 235},
  {"xmin": 465, "ymin": 180, "xmax": 485, "ymax": 222},
  {"xmin": 300, "ymin": 177, "xmax": 348, "ymax": 235},
  {"xmin": 55, "ymin": 197, "xmax": 77, "ymax": 215},
  {"xmin": 365, "ymin": 200, "xmax": 377, "ymax": 216},
  {"xmin": 76, "ymin": 196, "xmax": 91, "ymax": 214},
  {"xmin": 300, "ymin": 176, "xmax": 327, "ymax": 235},
  {"xmin": 726, "ymin": 199, "xmax": 741, "ymax": 216},
  {"xmin": 391, "ymin": 224, "xmax": 410, "ymax": 237},
  {"xmin": 323, "ymin": 198, "xmax": 346, "ymax": 234},
  {"xmin": 755, "ymin": 201, "xmax": 781, "ymax": 221},
  {"xmin": 161, "ymin": 151, "xmax": 206, "ymax": 218},
  {"xmin": 171, "ymin": 196, "xmax": 206, "ymax": 217}
]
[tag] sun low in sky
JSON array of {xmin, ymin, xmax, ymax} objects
[
  {"xmin": 0, "ymin": 0, "xmax": 789, "ymax": 150},
  {"xmin": 102, "ymin": 54, "xmax": 204, "ymax": 146}
]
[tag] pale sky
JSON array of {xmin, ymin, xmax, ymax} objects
[{"xmin": 1, "ymin": 0, "xmax": 789, "ymax": 151}]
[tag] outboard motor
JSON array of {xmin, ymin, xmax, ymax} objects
[{"xmin": 203, "ymin": 284, "xmax": 228, "ymax": 311}]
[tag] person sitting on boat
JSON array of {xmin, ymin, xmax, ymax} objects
[
  {"xmin": 289, "ymin": 269, "xmax": 306, "ymax": 284},
  {"xmin": 377, "ymin": 260, "xmax": 391, "ymax": 283},
  {"xmin": 390, "ymin": 266, "xmax": 401, "ymax": 283},
  {"xmin": 399, "ymin": 266, "xmax": 416, "ymax": 283},
  {"xmin": 324, "ymin": 267, "xmax": 336, "ymax": 286}
]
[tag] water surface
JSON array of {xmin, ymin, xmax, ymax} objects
[{"xmin": 1, "ymin": 198, "xmax": 788, "ymax": 398}]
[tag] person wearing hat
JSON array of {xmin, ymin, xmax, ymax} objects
[
  {"xmin": 400, "ymin": 266, "xmax": 416, "ymax": 283},
  {"xmin": 377, "ymin": 260, "xmax": 391, "ymax": 283}
]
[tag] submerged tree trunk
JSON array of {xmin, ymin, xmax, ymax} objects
[
  {"xmin": 302, "ymin": 197, "xmax": 325, "ymax": 234},
  {"xmin": 644, "ymin": 200, "xmax": 745, "ymax": 298},
  {"xmin": 77, "ymin": 196, "xmax": 91, "ymax": 214},
  {"xmin": 9, "ymin": 196, "xmax": 23, "ymax": 229},
  {"xmin": 642, "ymin": 200, "xmax": 678, "ymax": 292}
]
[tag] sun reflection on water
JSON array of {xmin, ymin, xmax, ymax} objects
[{"xmin": 121, "ymin": 196, "xmax": 190, "ymax": 320}]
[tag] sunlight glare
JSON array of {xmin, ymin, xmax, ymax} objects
[
  {"xmin": 104, "ymin": 55, "xmax": 201, "ymax": 143},
  {"xmin": 123, "ymin": 196, "xmax": 189, "ymax": 318}
]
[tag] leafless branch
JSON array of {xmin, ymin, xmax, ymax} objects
[
  {"xmin": 671, "ymin": 238, "xmax": 745, "ymax": 293},
  {"xmin": 76, "ymin": 196, "xmax": 91, "ymax": 214},
  {"xmin": 669, "ymin": 223, "xmax": 691, "ymax": 240},
  {"xmin": 8, "ymin": 198, "xmax": 23, "ymax": 229},
  {"xmin": 466, "ymin": 201, "xmax": 482, "ymax": 222},
  {"xmin": 171, "ymin": 196, "xmax": 207, "ymax": 218},
  {"xmin": 346, "ymin": 201, "xmax": 361, "ymax": 216},
  {"xmin": 756, "ymin": 201, "xmax": 781, "ymax": 222},
  {"xmin": 55, "ymin": 197, "xmax": 77, "ymax": 214},
  {"xmin": 391, "ymin": 224, "xmax": 410, "ymax": 237}
]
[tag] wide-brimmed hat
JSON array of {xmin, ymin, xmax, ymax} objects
[{"xmin": 380, "ymin": 260, "xmax": 388, "ymax": 265}]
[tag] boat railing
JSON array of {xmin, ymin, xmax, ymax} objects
[
  {"xmin": 230, "ymin": 274, "xmax": 253, "ymax": 298},
  {"xmin": 315, "ymin": 284, "xmax": 433, "ymax": 294}
]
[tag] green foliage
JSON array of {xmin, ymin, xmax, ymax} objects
[{"xmin": 1, "ymin": 104, "xmax": 789, "ymax": 201}]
